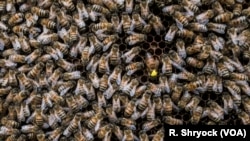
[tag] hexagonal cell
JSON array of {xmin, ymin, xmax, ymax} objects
[
  {"xmin": 147, "ymin": 35, "xmax": 154, "ymax": 42},
  {"xmin": 140, "ymin": 75, "xmax": 148, "ymax": 84},
  {"xmin": 159, "ymin": 41, "xmax": 166, "ymax": 49},
  {"xmin": 142, "ymin": 43, "xmax": 150, "ymax": 50},
  {"xmin": 155, "ymin": 48, "xmax": 163, "ymax": 56},
  {"xmin": 147, "ymin": 48, "xmax": 154, "ymax": 55},
  {"xmin": 154, "ymin": 35, "xmax": 162, "ymax": 42}
]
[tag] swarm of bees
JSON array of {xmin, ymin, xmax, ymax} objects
[{"xmin": 1, "ymin": 0, "xmax": 250, "ymax": 140}]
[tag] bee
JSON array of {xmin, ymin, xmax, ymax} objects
[
  {"xmin": 140, "ymin": 0, "xmax": 150, "ymax": 19},
  {"xmin": 91, "ymin": 22, "xmax": 113, "ymax": 33},
  {"xmin": 88, "ymin": 72, "xmax": 99, "ymax": 89},
  {"xmin": 186, "ymin": 57, "xmax": 204, "ymax": 69},
  {"xmin": 53, "ymin": 104, "xmax": 67, "ymax": 121},
  {"xmin": 56, "ymin": 9, "xmax": 71, "ymax": 29},
  {"xmin": 122, "ymin": 129, "xmax": 135, "ymax": 141},
  {"xmin": 8, "ymin": 13, "xmax": 24, "ymax": 26},
  {"xmin": 162, "ymin": 95, "xmax": 175, "ymax": 115},
  {"xmin": 164, "ymin": 24, "xmax": 178, "ymax": 43},
  {"xmin": 48, "ymin": 68, "xmax": 63, "ymax": 86},
  {"xmin": 107, "ymin": 66, "xmax": 122, "ymax": 85},
  {"xmin": 181, "ymin": 0, "xmax": 199, "ymax": 13},
  {"xmin": 0, "ymin": 21, "xmax": 9, "ymax": 32},
  {"xmin": 142, "ymin": 119, "xmax": 161, "ymax": 132},
  {"xmin": 26, "ymin": 107, "xmax": 48, "ymax": 127},
  {"xmin": 58, "ymin": 0, "xmax": 75, "ymax": 11},
  {"xmin": 207, "ymin": 22, "xmax": 227, "ymax": 34},
  {"xmin": 1, "ymin": 117, "xmax": 20, "ymax": 128},
  {"xmin": 111, "ymin": 93, "xmax": 120, "ymax": 113},
  {"xmin": 151, "ymin": 96, "xmax": 162, "ymax": 115},
  {"xmin": 31, "ymin": 7, "xmax": 49, "ymax": 17},
  {"xmin": 173, "ymin": 11, "xmax": 189, "ymax": 30},
  {"xmin": 171, "ymin": 85, "xmax": 183, "ymax": 103},
  {"xmin": 232, "ymin": 3, "xmax": 242, "ymax": 16},
  {"xmin": 130, "ymin": 12, "xmax": 147, "ymax": 31},
  {"xmin": 184, "ymin": 79, "xmax": 203, "ymax": 91},
  {"xmin": 125, "ymin": 0, "xmax": 133, "ymax": 13},
  {"xmin": 88, "ymin": 33, "xmax": 103, "ymax": 53},
  {"xmin": 48, "ymin": 127, "xmax": 64, "ymax": 141},
  {"xmin": 124, "ymin": 99, "xmax": 137, "ymax": 117},
  {"xmin": 139, "ymin": 131, "xmax": 149, "ymax": 141},
  {"xmin": 236, "ymin": 81, "xmax": 250, "ymax": 96},
  {"xmin": 137, "ymin": 91, "xmax": 151, "ymax": 111},
  {"xmin": 99, "ymin": 74, "xmax": 109, "ymax": 92},
  {"xmin": 68, "ymin": 25, "xmax": 80, "ymax": 44},
  {"xmin": 107, "ymin": 44, "xmax": 121, "ymax": 65},
  {"xmin": 230, "ymin": 72, "xmax": 248, "ymax": 81},
  {"xmin": 238, "ymin": 110, "xmax": 250, "ymax": 125},
  {"xmin": 208, "ymin": 100, "xmax": 224, "ymax": 119},
  {"xmin": 121, "ymin": 13, "xmax": 132, "ymax": 33},
  {"xmin": 125, "ymin": 62, "xmax": 143, "ymax": 76},
  {"xmin": 80, "ymin": 46, "xmax": 92, "ymax": 67},
  {"xmin": 196, "ymin": 9, "xmax": 214, "ymax": 24},
  {"xmin": 98, "ymin": 53, "xmax": 110, "ymax": 74},
  {"xmin": 163, "ymin": 116, "xmax": 183, "ymax": 125},
  {"xmin": 65, "ymin": 95, "xmax": 80, "ymax": 113},
  {"xmin": 175, "ymin": 39, "xmax": 187, "ymax": 59},
  {"xmin": 241, "ymin": 95, "xmax": 250, "ymax": 115},
  {"xmin": 39, "ymin": 18, "xmax": 56, "ymax": 29},
  {"xmin": 222, "ymin": 93, "xmax": 234, "ymax": 115},
  {"xmin": 17, "ymin": 73, "xmax": 33, "ymax": 90},
  {"xmin": 190, "ymin": 106, "xmax": 203, "ymax": 124},
  {"xmin": 224, "ymin": 81, "xmax": 241, "ymax": 105},
  {"xmin": 63, "ymin": 113, "xmax": 81, "ymax": 137},
  {"xmin": 92, "ymin": 4, "xmax": 110, "ymax": 16},
  {"xmin": 25, "ymin": 13, "xmax": 38, "ymax": 28},
  {"xmin": 111, "ymin": 13, "xmax": 122, "ymax": 34},
  {"xmin": 103, "ymin": 34, "xmax": 119, "ymax": 51},
  {"xmin": 62, "ymin": 71, "xmax": 81, "ymax": 81},
  {"xmin": 185, "ymin": 96, "xmax": 201, "ymax": 112},
  {"xmin": 73, "ymin": 12, "xmax": 86, "ymax": 32},
  {"xmin": 212, "ymin": 1, "xmax": 224, "ymax": 15},
  {"xmin": 36, "ymin": 132, "xmax": 46, "ymax": 141},
  {"xmin": 160, "ymin": 55, "xmax": 172, "ymax": 76},
  {"xmin": 145, "ymin": 52, "xmax": 159, "ymax": 78},
  {"xmin": 21, "ymin": 125, "xmax": 40, "ymax": 134},
  {"xmin": 103, "ymin": 82, "xmax": 118, "ymax": 100},
  {"xmin": 217, "ymin": 62, "xmax": 230, "ymax": 78},
  {"xmin": 12, "ymin": 25, "xmax": 29, "ymax": 35},
  {"xmin": 148, "ymin": 15, "xmax": 165, "ymax": 35},
  {"xmin": 162, "ymin": 5, "xmax": 182, "ymax": 16},
  {"xmin": 97, "ymin": 124, "xmax": 113, "ymax": 139},
  {"xmin": 82, "ymin": 127, "xmax": 94, "ymax": 141},
  {"xmin": 111, "ymin": 125, "xmax": 123, "ymax": 141},
  {"xmin": 142, "ymin": 23, "xmax": 152, "ymax": 34},
  {"xmin": 126, "ymin": 32, "xmax": 147, "ymax": 46},
  {"xmin": 177, "ymin": 29, "xmax": 195, "ymax": 41},
  {"xmin": 27, "ymin": 62, "xmax": 44, "ymax": 78},
  {"xmin": 214, "ymin": 12, "xmax": 233, "ymax": 23},
  {"xmin": 59, "ymin": 80, "xmax": 77, "ymax": 96},
  {"xmin": 188, "ymin": 22, "xmax": 208, "ymax": 32},
  {"xmin": 105, "ymin": 104, "xmax": 118, "ymax": 123},
  {"xmin": 85, "ymin": 113, "xmax": 103, "ymax": 132},
  {"xmin": 37, "ymin": 33, "xmax": 58, "ymax": 45},
  {"xmin": 177, "ymin": 91, "xmax": 192, "ymax": 109},
  {"xmin": 8, "ymin": 54, "xmax": 25, "ymax": 64},
  {"xmin": 122, "ymin": 46, "xmax": 141, "ymax": 63},
  {"xmin": 56, "ymin": 58, "xmax": 75, "ymax": 72},
  {"xmin": 169, "ymin": 50, "xmax": 186, "ymax": 68}
]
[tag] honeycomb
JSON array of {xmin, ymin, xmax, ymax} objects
[{"xmin": 0, "ymin": 0, "xmax": 250, "ymax": 140}]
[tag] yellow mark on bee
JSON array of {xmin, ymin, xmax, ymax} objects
[{"xmin": 150, "ymin": 70, "xmax": 158, "ymax": 77}]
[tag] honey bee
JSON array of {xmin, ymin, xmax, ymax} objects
[
  {"xmin": 196, "ymin": 9, "xmax": 214, "ymax": 24},
  {"xmin": 140, "ymin": 0, "xmax": 151, "ymax": 19},
  {"xmin": 56, "ymin": 58, "xmax": 75, "ymax": 72},
  {"xmin": 171, "ymin": 85, "xmax": 183, "ymax": 103},
  {"xmin": 139, "ymin": 131, "xmax": 149, "ymax": 141},
  {"xmin": 62, "ymin": 71, "xmax": 81, "ymax": 80},
  {"xmin": 0, "ymin": 21, "xmax": 9, "ymax": 32},
  {"xmin": 17, "ymin": 73, "xmax": 33, "ymax": 90},
  {"xmin": 58, "ymin": 0, "xmax": 75, "ymax": 11},
  {"xmin": 111, "ymin": 124, "xmax": 123, "ymax": 141},
  {"xmin": 21, "ymin": 124, "xmax": 40, "ymax": 134},
  {"xmin": 68, "ymin": 25, "xmax": 80, "ymax": 44},
  {"xmin": 40, "ymin": 18, "xmax": 56, "ymax": 29},
  {"xmin": 37, "ymin": 33, "xmax": 58, "ymax": 45},
  {"xmin": 112, "ymin": 93, "xmax": 121, "ymax": 113},
  {"xmin": 160, "ymin": 55, "xmax": 172, "ymax": 76},
  {"xmin": 137, "ymin": 91, "xmax": 151, "ymax": 111},
  {"xmin": 125, "ymin": 62, "xmax": 143, "ymax": 76},
  {"xmin": 219, "ymin": 0, "xmax": 235, "ymax": 6},
  {"xmin": 214, "ymin": 12, "xmax": 233, "ymax": 23},
  {"xmin": 241, "ymin": 95, "xmax": 250, "ymax": 115},
  {"xmin": 163, "ymin": 116, "xmax": 183, "ymax": 125},
  {"xmin": 212, "ymin": 1, "xmax": 224, "ymax": 15},
  {"xmin": 103, "ymin": 83, "xmax": 118, "ymax": 100},
  {"xmin": 97, "ymin": 124, "xmax": 113, "ymax": 139},
  {"xmin": 233, "ymin": 3, "xmax": 242, "ymax": 16},
  {"xmin": 207, "ymin": 22, "xmax": 227, "ymax": 34},
  {"xmin": 27, "ymin": 62, "xmax": 44, "ymax": 78},
  {"xmin": 224, "ymin": 81, "xmax": 241, "ymax": 105},
  {"xmin": 177, "ymin": 91, "xmax": 191, "ymax": 109},
  {"xmin": 145, "ymin": 52, "xmax": 159, "ymax": 77},
  {"xmin": 151, "ymin": 96, "xmax": 161, "ymax": 115},
  {"xmin": 108, "ymin": 66, "xmax": 122, "ymax": 85},
  {"xmin": 98, "ymin": 53, "xmax": 110, "ymax": 74},
  {"xmin": 57, "ymin": 81, "xmax": 76, "ymax": 96},
  {"xmin": 184, "ymin": 79, "xmax": 203, "ymax": 91},
  {"xmin": 48, "ymin": 68, "xmax": 62, "ymax": 86},
  {"xmin": 47, "ymin": 127, "xmax": 64, "ymax": 141},
  {"xmin": 88, "ymin": 33, "xmax": 103, "ymax": 53},
  {"xmin": 130, "ymin": 12, "xmax": 146, "ymax": 31},
  {"xmin": 185, "ymin": 96, "xmax": 201, "ymax": 112},
  {"xmin": 65, "ymin": 95, "xmax": 80, "ymax": 113},
  {"xmin": 230, "ymin": 72, "xmax": 248, "ymax": 81},
  {"xmin": 111, "ymin": 13, "xmax": 122, "ymax": 34},
  {"xmin": 190, "ymin": 106, "xmax": 203, "ymax": 124},
  {"xmin": 121, "ymin": 12, "xmax": 132, "ymax": 33},
  {"xmin": 31, "ymin": 7, "xmax": 49, "ymax": 17},
  {"xmin": 238, "ymin": 110, "xmax": 250, "ymax": 125},
  {"xmin": 175, "ymin": 39, "xmax": 187, "ymax": 59},
  {"xmin": 105, "ymin": 104, "xmax": 118, "ymax": 123},
  {"xmin": 8, "ymin": 54, "xmax": 25, "ymax": 64},
  {"xmin": 25, "ymin": 13, "xmax": 38, "ymax": 28},
  {"xmin": 92, "ymin": 4, "xmax": 110, "ymax": 16},
  {"xmin": 27, "ymin": 107, "xmax": 48, "ymax": 128},
  {"xmin": 85, "ymin": 113, "xmax": 103, "ymax": 132},
  {"xmin": 102, "ymin": 34, "xmax": 119, "ymax": 51},
  {"xmin": 217, "ymin": 62, "xmax": 230, "ymax": 78},
  {"xmin": 122, "ymin": 129, "xmax": 135, "ymax": 141},
  {"xmin": 8, "ymin": 13, "xmax": 24, "ymax": 26},
  {"xmin": 82, "ymin": 127, "xmax": 94, "ymax": 141},
  {"xmin": 107, "ymin": 44, "xmax": 121, "ymax": 66},
  {"xmin": 36, "ymin": 132, "xmax": 46, "ymax": 141},
  {"xmin": 76, "ymin": 0, "xmax": 89, "ymax": 21},
  {"xmin": 169, "ymin": 50, "xmax": 186, "ymax": 68},
  {"xmin": 99, "ymin": 74, "xmax": 109, "ymax": 92},
  {"xmin": 80, "ymin": 46, "xmax": 92, "ymax": 67},
  {"xmin": 12, "ymin": 25, "xmax": 29, "ymax": 36},
  {"xmin": 124, "ymin": 99, "xmax": 137, "ymax": 117},
  {"xmin": 177, "ymin": 29, "xmax": 195, "ymax": 41},
  {"xmin": 208, "ymin": 100, "xmax": 224, "ymax": 119},
  {"xmin": 164, "ymin": 24, "xmax": 178, "ymax": 43},
  {"xmin": 148, "ymin": 14, "xmax": 164, "ymax": 35},
  {"xmin": 63, "ymin": 113, "xmax": 81, "ymax": 137},
  {"xmin": 162, "ymin": 5, "xmax": 182, "ymax": 16},
  {"xmin": 186, "ymin": 57, "xmax": 204, "ymax": 69},
  {"xmin": 182, "ymin": 0, "xmax": 199, "ymax": 13},
  {"xmin": 87, "ymin": 72, "xmax": 99, "ymax": 89},
  {"xmin": 188, "ymin": 22, "xmax": 208, "ymax": 32},
  {"xmin": 91, "ymin": 22, "xmax": 113, "ymax": 32},
  {"xmin": 125, "ymin": 0, "xmax": 133, "ymax": 13},
  {"xmin": 126, "ymin": 32, "xmax": 147, "ymax": 46},
  {"xmin": 1, "ymin": 117, "xmax": 20, "ymax": 128},
  {"xmin": 173, "ymin": 11, "xmax": 189, "ymax": 30},
  {"xmin": 53, "ymin": 104, "xmax": 67, "ymax": 121},
  {"xmin": 222, "ymin": 93, "xmax": 234, "ymax": 115},
  {"xmin": 162, "ymin": 95, "xmax": 175, "ymax": 115},
  {"xmin": 122, "ymin": 46, "xmax": 141, "ymax": 63},
  {"xmin": 143, "ymin": 119, "xmax": 161, "ymax": 132},
  {"xmin": 56, "ymin": 9, "xmax": 71, "ymax": 29}
]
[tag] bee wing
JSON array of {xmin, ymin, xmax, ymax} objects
[
  {"xmin": 175, "ymin": 19, "xmax": 184, "ymax": 30},
  {"xmin": 130, "ymin": 20, "xmax": 135, "ymax": 31}
]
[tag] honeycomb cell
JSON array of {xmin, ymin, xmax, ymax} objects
[
  {"xmin": 147, "ymin": 48, "xmax": 154, "ymax": 55},
  {"xmin": 140, "ymin": 75, "xmax": 148, "ymax": 83},
  {"xmin": 154, "ymin": 35, "xmax": 162, "ymax": 42},
  {"xmin": 155, "ymin": 48, "xmax": 162, "ymax": 56},
  {"xmin": 142, "ymin": 43, "xmax": 150, "ymax": 50},
  {"xmin": 159, "ymin": 41, "xmax": 166, "ymax": 49},
  {"xmin": 147, "ymin": 35, "xmax": 154, "ymax": 42}
]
